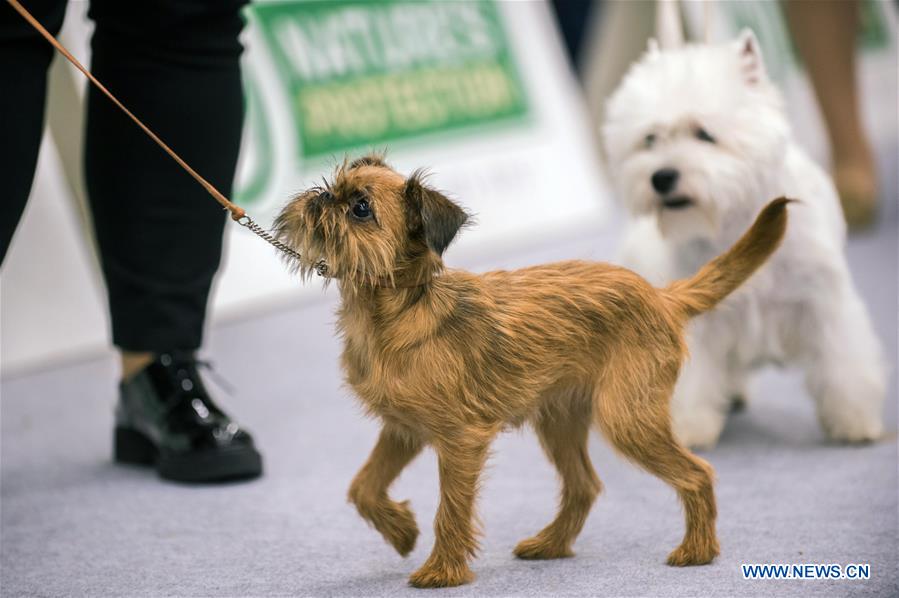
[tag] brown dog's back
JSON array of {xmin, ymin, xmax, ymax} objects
[{"xmin": 473, "ymin": 197, "xmax": 791, "ymax": 382}]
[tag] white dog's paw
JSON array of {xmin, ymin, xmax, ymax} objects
[
  {"xmin": 820, "ymin": 409, "xmax": 883, "ymax": 444},
  {"xmin": 672, "ymin": 409, "xmax": 726, "ymax": 450}
]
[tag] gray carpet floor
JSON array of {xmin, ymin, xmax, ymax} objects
[{"xmin": 2, "ymin": 208, "xmax": 897, "ymax": 597}]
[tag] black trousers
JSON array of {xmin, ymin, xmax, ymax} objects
[{"xmin": 0, "ymin": 0, "xmax": 247, "ymax": 352}]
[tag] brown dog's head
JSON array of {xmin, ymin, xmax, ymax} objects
[{"xmin": 274, "ymin": 154, "xmax": 470, "ymax": 287}]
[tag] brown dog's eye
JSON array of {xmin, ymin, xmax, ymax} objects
[{"xmin": 351, "ymin": 199, "xmax": 373, "ymax": 221}]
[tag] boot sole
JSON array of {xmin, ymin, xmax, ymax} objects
[{"xmin": 114, "ymin": 426, "xmax": 263, "ymax": 483}]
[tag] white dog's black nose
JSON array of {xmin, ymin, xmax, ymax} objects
[{"xmin": 651, "ymin": 169, "xmax": 679, "ymax": 194}]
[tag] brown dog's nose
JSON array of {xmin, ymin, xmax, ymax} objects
[{"xmin": 651, "ymin": 168, "xmax": 679, "ymax": 194}]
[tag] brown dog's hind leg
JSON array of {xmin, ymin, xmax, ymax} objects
[
  {"xmin": 594, "ymin": 367, "xmax": 720, "ymax": 566},
  {"xmin": 409, "ymin": 427, "xmax": 495, "ymax": 588},
  {"xmin": 348, "ymin": 425, "xmax": 423, "ymax": 557},
  {"xmin": 515, "ymin": 395, "xmax": 602, "ymax": 559}
]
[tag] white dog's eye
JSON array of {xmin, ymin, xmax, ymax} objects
[
  {"xmin": 695, "ymin": 127, "xmax": 716, "ymax": 143},
  {"xmin": 643, "ymin": 133, "xmax": 656, "ymax": 149}
]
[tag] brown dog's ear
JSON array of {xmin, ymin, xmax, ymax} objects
[{"xmin": 404, "ymin": 171, "xmax": 469, "ymax": 256}]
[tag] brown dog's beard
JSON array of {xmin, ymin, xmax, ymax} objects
[
  {"xmin": 274, "ymin": 191, "xmax": 396, "ymax": 285},
  {"xmin": 272, "ymin": 189, "xmax": 326, "ymax": 279}
]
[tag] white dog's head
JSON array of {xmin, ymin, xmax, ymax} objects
[{"xmin": 603, "ymin": 29, "xmax": 790, "ymax": 241}]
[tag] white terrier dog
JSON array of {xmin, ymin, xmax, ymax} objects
[{"xmin": 602, "ymin": 29, "xmax": 885, "ymax": 448}]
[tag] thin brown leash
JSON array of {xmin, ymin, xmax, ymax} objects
[{"xmin": 5, "ymin": 0, "xmax": 322, "ymax": 272}]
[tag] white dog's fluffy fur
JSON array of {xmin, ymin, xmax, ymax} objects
[{"xmin": 603, "ymin": 30, "xmax": 885, "ymax": 448}]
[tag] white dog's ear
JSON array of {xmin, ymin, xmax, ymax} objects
[
  {"xmin": 734, "ymin": 28, "xmax": 767, "ymax": 85},
  {"xmin": 655, "ymin": 0, "xmax": 684, "ymax": 49},
  {"xmin": 646, "ymin": 38, "xmax": 661, "ymax": 58}
]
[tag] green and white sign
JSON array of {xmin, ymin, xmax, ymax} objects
[{"xmin": 250, "ymin": 0, "xmax": 528, "ymax": 159}]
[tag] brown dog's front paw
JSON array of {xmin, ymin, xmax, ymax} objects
[
  {"xmin": 349, "ymin": 488, "xmax": 419, "ymax": 557},
  {"xmin": 666, "ymin": 540, "xmax": 719, "ymax": 566},
  {"xmin": 514, "ymin": 536, "xmax": 573, "ymax": 560},
  {"xmin": 381, "ymin": 500, "xmax": 419, "ymax": 557},
  {"xmin": 408, "ymin": 560, "xmax": 474, "ymax": 589}
]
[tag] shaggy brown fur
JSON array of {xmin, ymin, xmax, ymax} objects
[{"xmin": 274, "ymin": 156, "xmax": 790, "ymax": 589}]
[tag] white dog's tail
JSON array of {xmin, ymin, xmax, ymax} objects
[{"xmin": 662, "ymin": 198, "xmax": 791, "ymax": 320}]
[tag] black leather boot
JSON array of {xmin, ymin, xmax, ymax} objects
[{"xmin": 114, "ymin": 352, "xmax": 263, "ymax": 483}]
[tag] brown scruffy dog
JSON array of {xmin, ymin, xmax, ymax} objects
[{"xmin": 274, "ymin": 155, "xmax": 790, "ymax": 589}]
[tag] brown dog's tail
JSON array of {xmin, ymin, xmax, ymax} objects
[{"xmin": 662, "ymin": 197, "xmax": 791, "ymax": 320}]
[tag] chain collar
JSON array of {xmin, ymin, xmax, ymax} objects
[{"xmin": 236, "ymin": 216, "xmax": 329, "ymax": 277}]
